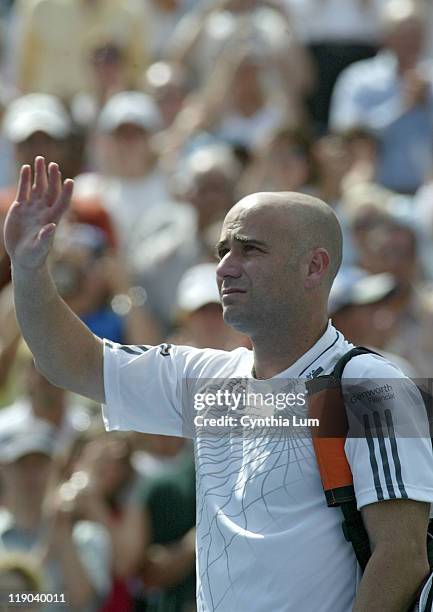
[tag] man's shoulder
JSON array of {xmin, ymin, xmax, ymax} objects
[
  {"xmin": 323, "ymin": 329, "xmax": 406, "ymax": 380},
  {"xmin": 340, "ymin": 349, "xmax": 407, "ymax": 381},
  {"xmin": 105, "ymin": 340, "xmax": 252, "ymax": 376}
]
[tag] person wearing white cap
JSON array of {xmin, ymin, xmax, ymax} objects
[
  {"xmin": 1, "ymin": 93, "xmax": 73, "ymax": 177},
  {"xmin": 0, "ymin": 93, "xmax": 74, "ymax": 291},
  {"xmin": 73, "ymin": 91, "xmax": 193, "ymax": 262},
  {"xmin": 3, "ymin": 94, "xmax": 72, "ymax": 146},
  {"xmin": 5, "ymin": 161, "xmax": 433, "ymax": 611},
  {"xmin": 171, "ymin": 262, "xmax": 249, "ymax": 350},
  {"xmin": 329, "ymin": 267, "xmax": 417, "ymax": 376},
  {"xmin": 130, "ymin": 142, "xmax": 241, "ymax": 331}
]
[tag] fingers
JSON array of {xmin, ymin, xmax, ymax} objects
[
  {"xmin": 51, "ymin": 178, "xmax": 74, "ymax": 222},
  {"xmin": 46, "ymin": 162, "xmax": 62, "ymax": 206},
  {"xmin": 32, "ymin": 156, "xmax": 48, "ymax": 196},
  {"xmin": 15, "ymin": 164, "xmax": 31, "ymax": 204}
]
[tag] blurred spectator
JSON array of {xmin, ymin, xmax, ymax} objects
[
  {"xmin": 143, "ymin": 0, "xmax": 193, "ymax": 61},
  {"xmin": 284, "ymin": 0, "xmax": 383, "ymax": 129},
  {"xmin": 12, "ymin": 0, "xmax": 149, "ymax": 101},
  {"xmin": 57, "ymin": 428, "xmax": 139, "ymax": 611},
  {"xmin": 330, "ymin": 0, "xmax": 433, "ymax": 194},
  {"xmin": 0, "ymin": 418, "xmax": 111, "ymax": 610},
  {"xmin": 338, "ymin": 127, "xmax": 380, "ymax": 191},
  {"xmin": 144, "ymin": 61, "xmax": 190, "ymax": 130},
  {"xmin": 311, "ymin": 134, "xmax": 352, "ymax": 206},
  {"xmin": 177, "ymin": 143, "xmax": 240, "ymax": 233},
  {"xmin": 414, "ymin": 171, "xmax": 433, "ymax": 243},
  {"xmin": 170, "ymin": 262, "xmax": 249, "ymax": 350},
  {"xmin": 0, "ymin": 93, "xmax": 116, "ymax": 291},
  {"xmin": 0, "ymin": 91, "xmax": 15, "ymax": 191},
  {"xmin": 210, "ymin": 49, "xmax": 291, "ymax": 151},
  {"xmin": 71, "ymin": 42, "xmax": 134, "ymax": 130},
  {"xmin": 169, "ymin": 0, "xmax": 313, "ymax": 98},
  {"xmin": 0, "ymin": 353, "xmax": 90, "ymax": 452},
  {"xmin": 73, "ymin": 91, "xmax": 191, "ymax": 263},
  {"xmin": 0, "ymin": 283, "xmax": 21, "ymax": 400},
  {"xmin": 328, "ymin": 266, "xmax": 417, "ymax": 375},
  {"xmin": 130, "ymin": 446, "xmax": 196, "ymax": 612},
  {"xmin": 2, "ymin": 92, "xmax": 74, "ymax": 175},
  {"xmin": 344, "ymin": 187, "xmax": 433, "ymax": 376},
  {"xmin": 165, "ymin": 42, "xmax": 308, "ymax": 157},
  {"xmin": 131, "ymin": 143, "xmax": 240, "ymax": 329},
  {"xmin": 239, "ymin": 124, "xmax": 314, "ymax": 195},
  {"xmin": 50, "ymin": 223, "xmax": 161, "ymax": 345},
  {"xmin": 131, "ymin": 434, "xmax": 191, "ymax": 480},
  {"xmin": 310, "ymin": 129, "xmax": 380, "ymax": 241},
  {"xmin": 0, "ymin": 551, "xmax": 45, "ymax": 596}
]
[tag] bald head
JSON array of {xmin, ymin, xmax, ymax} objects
[{"xmin": 226, "ymin": 191, "xmax": 343, "ymax": 286}]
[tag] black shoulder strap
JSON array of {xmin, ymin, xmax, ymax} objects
[
  {"xmin": 331, "ymin": 346, "xmax": 381, "ymax": 572},
  {"xmin": 331, "ymin": 346, "xmax": 382, "ymax": 379}
]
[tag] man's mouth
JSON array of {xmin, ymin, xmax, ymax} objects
[{"xmin": 221, "ymin": 288, "xmax": 247, "ymax": 296}]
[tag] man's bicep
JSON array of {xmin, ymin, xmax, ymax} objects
[
  {"xmin": 86, "ymin": 334, "xmax": 105, "ymax": 404},
  {"xmin": 344, "ymin": 355, "xmax": 433, "ymax": 507},
  {"xmin": 39, "ymin": 329, "xmax": 105, "ymax": 404}
]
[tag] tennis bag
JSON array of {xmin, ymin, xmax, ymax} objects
[{"xmin": 305, "ymin": 347, "xmax": 433, "ymax": 612}]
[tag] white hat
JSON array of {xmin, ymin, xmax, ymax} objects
[
  {"xmin": 0, "ymin": 419, "xmax": 56, "ymax": 464},
  {"xmin": 329, "ymin": 267, "xmax": 397, "ymax": 315},
  {"xmin": 3, "ymin": 94, "xmax": 72, "ymax": 142},
  {"xmin": 97, "ymin": 91, "xmax": 162, "ymax": 133},
  {"xmin": 176, "ymin": 263, "xmax": 221, "ymax": 313}
]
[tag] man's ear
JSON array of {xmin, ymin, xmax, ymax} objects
[{"xmin": 304, "ymin": 248, "xmax": 330, "ymax": 289}]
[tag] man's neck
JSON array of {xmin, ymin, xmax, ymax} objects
[{"xmin": 251, "ymin": 317, "xmax": 328, "ymax": 380}]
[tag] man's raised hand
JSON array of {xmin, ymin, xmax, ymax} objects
[{"xmin": 3, "ymin": 156, "xmax": 73, "ymax": 270}]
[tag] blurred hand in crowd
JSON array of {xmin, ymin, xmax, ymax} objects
[{"xmin": 402, "ymin": 69, "xmax": 430, "ymax": 110}]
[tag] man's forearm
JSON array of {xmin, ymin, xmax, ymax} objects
[
  {"xmin": 12, "ymin": 262, "xmax": 104, "ymax": 402},
  {"xmin": 353, "ymin": 544, "xmax": 428, "ymax": 611}
]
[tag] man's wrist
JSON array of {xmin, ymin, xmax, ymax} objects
[{"xmin": 11, "ymin": 259, "xmax": 49, "ymax": 278}]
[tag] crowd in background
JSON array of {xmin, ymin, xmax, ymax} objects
[{"xmin": 0, "ymin": 0, "xmax": 432, "ymax": 610}]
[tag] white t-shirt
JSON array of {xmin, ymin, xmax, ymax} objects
[
  {"xmin": 217, "ymin": 105, "xmax": 285, "ymax": 150},
  {"xmin": 102, "ymin": 322, "xmax": 433, "ymax": 612},
  {"xmin": 73, "ymin": 169, "xmax": 176, "ymax": 256}
]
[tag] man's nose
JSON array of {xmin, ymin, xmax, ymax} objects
[{"xmin": 216, "ymin": 250, "xmax": 242, "ymax": 281}]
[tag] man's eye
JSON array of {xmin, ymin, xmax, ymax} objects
[
  {"xmin": 217, "ymin": 249, "xmax": 229, "ymax": 260},
  {"xmin": 243, "ymin": 244, "xmax": 258, "ymax": 253}
]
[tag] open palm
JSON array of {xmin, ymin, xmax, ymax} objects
[{"xmin": 4, "ymin": 156, "xmax": 73, "ymax": 269}]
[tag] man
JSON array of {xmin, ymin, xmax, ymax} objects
[
  {"xmin": 329, "ymin": 0, "xmax": 433, "ymax": 194},
  {"xmin": 4, "ymin": 157, "xmax": 433, "ymax": 611}
]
